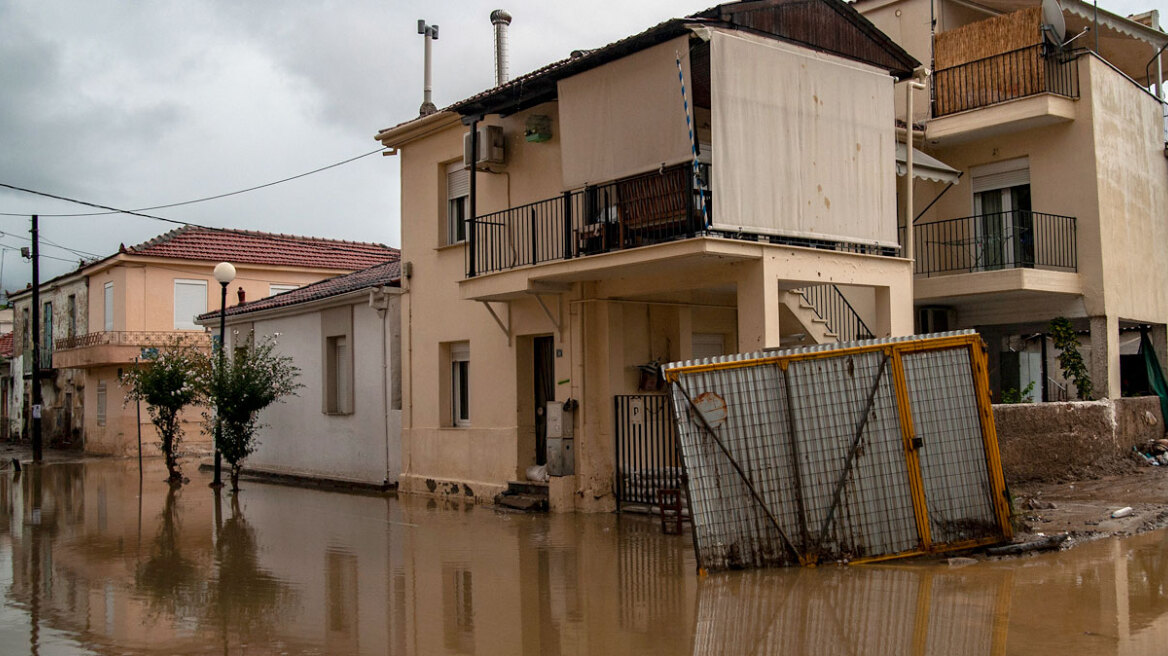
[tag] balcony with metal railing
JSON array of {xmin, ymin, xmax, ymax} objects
[{"xmin": 465, "ymin": 163, "xmax": 712, "ymax": 278}]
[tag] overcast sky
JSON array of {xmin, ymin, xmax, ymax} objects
[{"xmin": 0, "ymin": 0, "xmax": 1157, "ymax": 292}]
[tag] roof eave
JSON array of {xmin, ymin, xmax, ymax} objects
[{"xmin": 376, "ymin": 111, "xmax": 461, "ymax": 149}]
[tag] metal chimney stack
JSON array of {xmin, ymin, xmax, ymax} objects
[
  {"xmin": 491, "ymin": 9, "xmax": 512, "ymax": 86},
  {"xmin": 417, "ymin": 19, "xmax": 439, "ymax": 116}
]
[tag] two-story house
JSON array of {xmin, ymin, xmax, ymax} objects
[
  {"xmin": 856, "ymin": 0, "xmax": 1168, "ymax": 401},
  {"xmin": 48, "ymin": 226, "xmax": 398, "ymax": 456},
  {"xmin": 376, "ymin": 0, "xmax": 922, "ymax": 511}
]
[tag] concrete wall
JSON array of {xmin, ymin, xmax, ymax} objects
[
  {"xmin": 228, "ymin": 294, "xmax": 402, "ymax": 487},
  {"xmin": 995, "ymin": 396, "xmax": 1163, "ymax": 483}
]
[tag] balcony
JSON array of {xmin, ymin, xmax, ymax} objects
[
  {"xmin": 911, "ymin": 211, "xmax": 1080, "ymax": 302},
  {"xmin": 53, "ymin": 330, "xmax": 212, "ymax": 369},
  {"xmin": 929, "ymin": 44, "xmax": 1080, "ymax": 143},
  {"xmin": 466, "ymin": 163, "xmax": 712, "ymax": 278}
]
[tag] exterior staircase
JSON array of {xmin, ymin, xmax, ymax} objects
[
  {"xmin": 494, "ymin": 480, "xmax": 549, "ymax": 511},
  {"xmin": 780, "ymin": 285, "xmax": 875, "ymax": 347}
]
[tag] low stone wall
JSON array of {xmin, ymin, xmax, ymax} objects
[{"xmin": 994, "ymin": 397, "xmax": 1164, "ymax": 484}]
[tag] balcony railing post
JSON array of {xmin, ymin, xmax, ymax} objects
[
  {"xmin": 685, "ymin": 167, "xmax": 695, "ymax": 238},
  {"xmin": 562, "ymin": 191, "xmax": 573, "ymax": 260},
  {"xmin": 530, "ymin": 208, "xmax": 537, "ymax": 266}
]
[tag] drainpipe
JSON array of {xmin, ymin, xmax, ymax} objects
[
  {"xmin": 904, "ymin": 67, "xmax": 931, "ymax": 265},
  {"xmin": 370, "ymin": 289, "xmax": 391, "ymax": 487}
]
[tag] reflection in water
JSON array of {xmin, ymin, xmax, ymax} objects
[{"xmin": 7, "ymin": 460, "xmax": 1168, "ymax": 654}]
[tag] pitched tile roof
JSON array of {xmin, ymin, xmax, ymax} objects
[
  {"xmin": 123, "ymin": 225, "xmax": 398, "ymax": 271},
  {"xmin": 199, "ymin": 259, "xmax": 401, "ymax": 321},
  {"xmin": 0, "ymin": 332, "xmax": 13, "ymax": 359}
]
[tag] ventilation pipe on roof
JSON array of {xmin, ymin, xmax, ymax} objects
[
  {"xmin": 491, "ymin": 10, "xmax": 512, "ymax": 86},
  {"xmin": 418, "ymin": 19, "xmax": 439, "ymax": 116}
]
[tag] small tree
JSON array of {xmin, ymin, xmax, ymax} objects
[
  {"xmin": 122, "ymin": 343, "xmax": 205, "ymax": 484},
  {"xmin": 203, "ymin": 334, "xmax": 300, "ymax": 492},
  {"xmin": 1050, "ymin": 317, "xmax": 1093, "ymax": 400}
]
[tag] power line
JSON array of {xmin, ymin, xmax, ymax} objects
[
  {"xmin": 0, "ymin": 147, "xmax": 388, "ymax": 217},
  {"xmin": 0, "ymin": 183, "xmax": 397, "ymax": 262}
]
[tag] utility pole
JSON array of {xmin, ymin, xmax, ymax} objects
[{"xmin": 30, "ymin": 215, "xmax": 42, "ymax": 462}]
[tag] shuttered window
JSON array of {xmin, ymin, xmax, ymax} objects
[
  {"xmin": 173, "ymin": 280, "xmax": 207, "ymax": 330},
  {"xmin": 446, "ymin": 162, "xmax": 469, "ymax": 245},
  {"xmin": 103, "ymin": 282, "xmax": 114, "ymax": 331},
  {"xmin": 971, "ymin": 157, "xmax": 1029, "ymax": 193}
]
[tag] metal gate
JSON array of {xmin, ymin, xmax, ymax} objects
[
  {"xmin": 613, "ymin": 395, "xmax": 682, "ymax": 509},
  {"xmin": 663, "ymin": 331, "xmax": 1012, "ymax": 571}
]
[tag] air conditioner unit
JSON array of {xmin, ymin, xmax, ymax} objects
[
  {"xmin": 917, "ymin": 306, "xmax": 957, "ymax": 334},
  {"xmin": 463, "ymin": 125, "xmax": 505, "ymax": 168}
]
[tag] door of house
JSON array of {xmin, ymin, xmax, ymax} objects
[
  {"xmin": 972, "ymin": 158, "xmax": 1032, "ymax": 271},
  {"xmin": 533, "ymin": 336, "xmax": 555, "ymax": 466}
]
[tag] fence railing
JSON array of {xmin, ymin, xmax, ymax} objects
[
  {"xmin": 794, "ymin": 285, "xmax": 875, "ymax": 343},
  {"xmin": 614, "ymin": 394, "xmax": 684, "ymax": 511},
  {"xmin": 467, "ymin": 163, "xmax": 711, "ymax": 277},
  {"xmin": 55, "ymin": 330, "xmax": 212, "ymax": 351},
  {"xmin": 932, "ymin": 44, "xmax": 1080, "ymax": 117},
  {"xmin": 911, "ymin": 211, "xmax": 1077, "ymax": 276}
]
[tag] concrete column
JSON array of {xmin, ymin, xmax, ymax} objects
[
  {"xmin": 576, "ymin": 300, "xmax": 620, "ymax": 512},
  {"xmin": 1089, "ymin": 315, "xmax": 1121, "ymax": 400},
  {"xmin": 874, "ymin": 287, "xmax": 893, "ymax": 338},
  {"xmin": 736, "ymin": 259, "xmax": 781, "ymax": 352},
  {"xmin": 1152, "ymin": 323, "xmax": 1168, "ymax": 381}
]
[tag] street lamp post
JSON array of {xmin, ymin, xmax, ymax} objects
[{"xmin": 211, "ymin": 262, "xmax": 236, "ymax": 488}]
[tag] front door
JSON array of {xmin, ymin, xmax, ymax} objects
[{"xmin": 533, "ymin": 336, "xmax": 555, "ymax": 466}]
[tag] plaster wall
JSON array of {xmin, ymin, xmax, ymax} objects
[{"xmin": 230, "ymin": 297, "xmax": 402, "ymax": 487}]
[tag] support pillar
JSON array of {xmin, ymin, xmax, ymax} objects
[
  {"xmin": 1089, "ymin": 315, "xmax": 1121, "ymax": 400},
  {"xmin": 736, "ymin": 259, "xmax": 781, "ymax": 352},
  {"xmin": 1152, "ymin": 323, "xmax": 1168, "ymax": 381}
]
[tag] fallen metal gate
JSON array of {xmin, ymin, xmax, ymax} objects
[
  {"xmin": 614, "ymin": 395, "xmax": 683, "ymax": 510},
  {"xmin": 663, "ymin": 331, "xmax": 1012, "ymax": 572}
]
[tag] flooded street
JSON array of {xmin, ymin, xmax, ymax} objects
[{"xmin": 1, "ymin": 459, "xmax": 1168, "ymax": 655}]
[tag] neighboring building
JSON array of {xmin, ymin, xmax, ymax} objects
[
  {"xmin": 0, "ymin": 332, "xmax": 12, "ymax": 440},
  {"xmin": 197, "ymin": 260, "xmax": 403, "ymax": 487},
  {"xmin": 8, "ymin": 269, "xmax": 88, "ymax": 446},
  {"xmin": 375, "ymin": 0, "xmax": 921, "ymax": 510},
  {"xmin": 49, "ymin": 226, "xmax": 399, "ymax": 456},
  {"xmin": 855, "ymin": 0, "xmax": 1168, "ymax": 400}
]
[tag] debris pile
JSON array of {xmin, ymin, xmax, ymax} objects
[{"xmin": 1133, "ymin": 439, "xmax": 1168, "ymax": 466}]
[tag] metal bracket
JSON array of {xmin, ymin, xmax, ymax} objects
[
  {"xmin": 479, "ymin": 301, "xmax": 511, "ymax": 346},
  {"xmin": 534, "ymin": 294, "xmax": 561, "ymax": 334}
]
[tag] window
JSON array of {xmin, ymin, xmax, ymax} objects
[
  {"xmin": 173, "ymin": 279, "xmax": 208, "ymax": 330},
  {"xmin": 96, "ymin": 381, "xmax": 107, "ymax": 427},
  {"xmin": 269, "ymin": 284, "xmax": 299, "ymax": 297},
  {"xmin": 322, "ymin": 307, "xmax": 354, "ymax": 415},
  {"xmin": 67, "ymin": 294, "xmax": 76, "ymax": 338},
  {"xmin": 21, "ymin": 308, "xmax": 28, "ymax": 349},
  {"xmin": 451, "ymin": 342, "xmax": 470, "ymax": 427},
  {"xmin": 103, "ymin": 282, "xmax": 114, "ymax": 331},
  {"xmin": 446, "ymin": 161, "xmax": 470, "ymax": 245},
  {"xmin": 972, "ymin": 158, "xmax": 1032, "ymax": 270},
  {"xmin": 42, "ymin": 302, "xmax": 52, "ymax": 356},
  {"xmin": 326, "ymin": 335, "xmax": 352, "ymax": 414}
]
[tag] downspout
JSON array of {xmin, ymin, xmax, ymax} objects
[
  {"xmin": 371, "ymin": 288, "xmax": 391, "ymax": 487},
  {"xmin": 904, "ymin": 68, "xmax": 930, "ymax": 263}
]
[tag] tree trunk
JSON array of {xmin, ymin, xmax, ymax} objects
[{"xmin": 230, "ymin": 464, "xmax": 241, "ymax": 493}]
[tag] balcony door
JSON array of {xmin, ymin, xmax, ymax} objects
[{"xmin": 972, "ymin": 158, "xmax": 1032, "ymax": 271}]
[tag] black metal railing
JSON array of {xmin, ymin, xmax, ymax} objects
[
  {"xmin": 795, "ymin": 284, "xmax": 875, "ymax": 343},
  {"xmin": 614, "ymin": 394, "xmax": 684, "ymax": 511},
  {"xmin": 467, "ymin": 163, "xmax": 711, "ymax": 277},
  {"xmin": 932, "ymin": 44, "xmax": 1080, "ymax": 117},
  {"xmin": 911, "ymin": 211, "xmax": 1077, "ymax": 276}
]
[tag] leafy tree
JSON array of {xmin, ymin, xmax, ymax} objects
[
  {"xmin": 122, "ymin": 342, "xmax": 206, "ymax": 484},
  {"xmin": 201, "ymin": 334, "xmax": 300, "ymax": 492},
  {"xmin": 1050, "ymin": 317, "xmax": 1093, "ymax": 401}
]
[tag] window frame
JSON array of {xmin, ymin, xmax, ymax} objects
[
  {"xmin": 450, "ymin": 342, "xmax": 470, "ymax": 427},
  {"xmin": 446, "ymin": 161, "xmax": 470, "ymax": 246},
  {"xmin": 103, "ymin": 282, "xmax": 114, "ymax": 331},
  {"xmin": 269, "ymin": 283, "xmax": 299, "ymax": 297}
]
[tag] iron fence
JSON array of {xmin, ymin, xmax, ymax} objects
[
  {"xmin": 467, "ymin": 163, "xmax": 711, "ymax": 277},
  {"xmin": 932, "ymin": 44, "xmax": 1079, "ymax": 117},
  {"xmin": 614, "ymin": 394, "xmax": 684, "ymax": 510},
  {"xmin": 912, "ymin": 211, "xmax": 1077, "ymax": 276},
  {"xmin": 794, "ymin": 285, "xmax": 875, "ymax": 343}
]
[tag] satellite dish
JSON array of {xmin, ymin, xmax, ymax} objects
[{"xmin": 1041, "ymin": 0, "xmax": 1067, "ymax": 45}]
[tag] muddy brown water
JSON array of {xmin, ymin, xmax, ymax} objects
[{"xmin": 1, "ymin": 459, "xmax": 1168, "ymax": 655}]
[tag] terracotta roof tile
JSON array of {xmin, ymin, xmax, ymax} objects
[
  {"xmin": 126, "ymin": 226, "xmax": 398, "ymax": 271},
  {"xmin": 0, "ymin": 332, "xmax": 13, "ymax": 359},
  {"xmin": 199, "ymin": 260, "xmax": 400, "ymax": 320}
]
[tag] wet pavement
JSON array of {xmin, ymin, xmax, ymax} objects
[{"xmin": 2, "ymin": 458, "xmax": 1168, "ymax": 655}]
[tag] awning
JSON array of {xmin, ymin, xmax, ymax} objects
[{"xmin": 896, "ymin": 143, "xmax": 961, "ymax": 184}]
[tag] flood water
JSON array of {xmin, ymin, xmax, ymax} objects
[{"xmin": 2, "ymin": 459, "xmax": 1168, "ymax": 655}]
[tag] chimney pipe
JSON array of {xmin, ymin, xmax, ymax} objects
[
  {"xmin": 417, "ymin": 19, "xmax": 439, "ymax": 116},
  {"xmin": 490, "ymin": 10, "xmax": 512, "ymax": 86}
]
